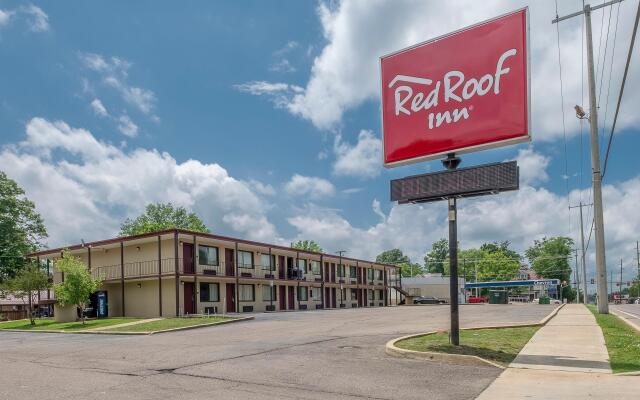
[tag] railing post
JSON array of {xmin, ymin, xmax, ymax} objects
[
  {"xmin": 158, "ymin": 235, "xmax": 162, "ymax": 317},
  {"xmin": 235, "ymin": 242, "xmax": 239, "ymax": 313},
  {"xmin": 174, "ymin": 230, "xmax": 180, "ymax": 317},
  {"xmin": 120, "ymin": 241, "xmax": 125, "ymax": 317},
  {"xmin": 193, "ymin": 234, "xmax": 198, "ymax": 314}
]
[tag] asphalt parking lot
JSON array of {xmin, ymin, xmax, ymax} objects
[{"xmin": 0, "ymin": 304, "xmax": 555, "ymax": 400}]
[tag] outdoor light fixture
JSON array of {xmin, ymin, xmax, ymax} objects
[
  {"xmin": 136, "ymin": 246, "xmax": 141, "ymax": 251},
  {"xmin": 574, "ymin": 105, "xmax": 588, "ymax": 120},
  {"xmin": 136, "ymin": 283, "xmax": 141, "ymax": 288}
]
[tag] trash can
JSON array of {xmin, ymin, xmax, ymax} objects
[{"xmin": 488, "ymin": 290, "xmax": 508, "ymax": 304}]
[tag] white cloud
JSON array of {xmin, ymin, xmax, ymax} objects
[
  {"xmin": 332, "ymin": 129, "xmax": 381, "ymax": 178},
  {"xmin": 270, "ymin": 41, "xmax": 300, "ymax": 73},
  {"xmin": 79, "ymin": 52, "xmax": 157, "ymax": 118},
  {"xmin": 90, "ymin": 98, "xmax": 108, "ymax": 117},
  {"xmin": 513, "ymin": 148, "xmax": 550, "ymax": 186},
  {"xmin": 0, "ymin": 9, "xmax": 13, "ymax": 27},
  {"xmin": 287, "ymin": 176, "xmax": 640, "ymax": 281},
  {"xmin": 234, "ymin": 81, "xmax": 303, "ymax": 109},
  {"xmin": 1, "ymin": 118, "xmax": 279, "ymax": 246},
  {"xmin": 284, "ymin": 174, "xmax": 336, "ymax": 199},
  {"xmin": 248, "ymin": 179, "xmax": 276, "ymax": 196},
  {"xmin": 117, "ymin": 115, "xmax": 138, "ymax": 137},
  {"xmin": 240, "ymin": 0, "xmax": 640, "ymax": 139},
  {"xmin": 21, "ymin": 5, "xmax": 48, "ymax": 32}
]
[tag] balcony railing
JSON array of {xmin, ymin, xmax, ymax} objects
[{"xmin": 86, "ymin": 257, "xmax": 389, "ymax": 283}]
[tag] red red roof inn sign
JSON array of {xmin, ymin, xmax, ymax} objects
[{"xmin": 380, "ymin": 8, "xmax": 531, "ymax": 167}]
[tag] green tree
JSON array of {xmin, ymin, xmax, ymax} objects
[
  {"xmin": 477, "ymin": 250, "xmax": 520, "ymax": 281},
  {"xmin": 442, "ymin": 248, "xmax": 487, "ymax": 281},
  {"xmin": 525, "ymin": 237, "xmax": 574, "ymax": 282},
  {"xmin": 0, "ymin": 171, "xmax": 48, "ymax": 282},
  {"xmin": 290, "ymin": 240, "xmax": 323, "ymax": 253},
  {"xmin": 480, "ymin": 241, "xmax": 521, "ymax": 262},
  {"xmin": 424, "ymin": 238, "xmax": 448, "ymax": 274},
  {"xmin": 54, "ymin": 251, "xmax": 102, "ymax": 324},
  {"xmin": 376, "ymin": 249, "xmax": 423, "ymax": 277},
  {"xmin": 376, "ymin": 249, "xmax": 410, "ymax": 265},
  {"xmin": 120, "ymin": 202, "xmax": 209, "ymax": 236},
  {"xmin": 3, "ymin": 264, "xmax": 51, "ymax": 325}
]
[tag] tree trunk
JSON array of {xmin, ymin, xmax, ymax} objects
[{"xmin": 28, "ymin": 292, "xmax": 34, "ymax": 326}]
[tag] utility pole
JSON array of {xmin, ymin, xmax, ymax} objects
[
  {"xmin": 570, "ymin": 202, "xmax": 591, "ymax": 303},
  {"xmin": 574, "ymin": 250, "xmax": 581, "ymax": 303},
  {"xmin": 553, "ymin": 1, "xmax": 622, "ymax": 313},
  {"xmin": 619, "ymin": 258, "xmax": 623, "ymax": 303}
]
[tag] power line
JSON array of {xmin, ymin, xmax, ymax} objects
[
  {"xmin": 602, "ymin": 0, "xmax": 640, "ymax": 179},
  {"xmin": 599, "ymin": 1, "xmax": 621, "ymax": 163}
]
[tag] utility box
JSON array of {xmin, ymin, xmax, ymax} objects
[{"xmin": 488, "ymin": 290, "xmax": 508, "ymax": 304}]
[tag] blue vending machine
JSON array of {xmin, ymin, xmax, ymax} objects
[{"xmin": 97, "ymin": 291, "xmax": 108, "ymax": 318}]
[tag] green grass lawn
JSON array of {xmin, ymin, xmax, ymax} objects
[
  {"xmin": 105, "ymin": 316, "xmax": 235, "ymax": 333},
  {"xmin": 587, "ymin": 305, "xmax": 640, "ymax": 374},
  {"xmin": 395, "ymin": 326, "xmax": 539, "ymax": 367},
  {"xmin": 0, "ymin": 318, "xmax": 142, "ymax": 331}
]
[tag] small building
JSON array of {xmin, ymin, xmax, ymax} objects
[
  {"xmin": 0, "ymin": 290, "xmax": 55, "ymax": 320},
  {"xmin": 26, "ymin": 229, "xmax": 401, "ymax": 321},
  {"xmin": 401, "ymin": 274, "xmax": 466, "ymax": 304}
]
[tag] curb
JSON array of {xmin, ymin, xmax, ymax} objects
[
  {"xmin": 385, "ymin": 304, "xmax": 564, "ymax": 368},
  {"xmin": 0, "ymin": 316, "xmax": 254, "ymax": 335},
  {"xmin": 610, "ymin": 309, "xmax": 640, "ymax": 334}
]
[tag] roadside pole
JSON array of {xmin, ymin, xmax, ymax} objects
[
  {"xmin": 553, "ymin": 2, "xmax": 621, "ymax": 313},
  {"xmin": 443, "ymin": 154, "xmax": 461, "ymax": 346}
]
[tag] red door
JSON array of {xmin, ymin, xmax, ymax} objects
[
  {"xmin": 226, "ymin": 283, "xmax": 235, "ymax": 312},
  {"xmin": 324, "ymin": 287, "xmax": 330, "ymax": 308},
  {"xmin": 279, "ymin": 256, "xmax": 286, "ymax": 279},
  {"xmin": 225, "ymin": 249, "xmax": 235, "ymax": 276},
  {"xmin": 331, "ymin": 288, "xmax": 336, "ymax": 308},
  {"xmin": 357, "ymin": 289, "xmax": 362, "ymax": 307},
  {"xmin": 288, "ymin": 286, "xmax": 295, "ymax": 310},
  {"xmin": 279, "ymin": 285, "xmax": 286, "ymax": 310},
  {"xmin": 183, "ymin": 243, "xmax": 194, "ymax": 274},
  {"xmin": 184, "ymin": 282, "xmax": 195, "ymax": 314},
  {"xmin": 330, "ymin": 264, "xmax": 336, "ymax": 283}
]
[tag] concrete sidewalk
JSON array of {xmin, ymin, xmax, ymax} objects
[{"xmin": 477, "ymin": 304, "xmax": 640, "ymax": 399}]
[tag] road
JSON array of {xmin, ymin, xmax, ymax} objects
[
  {"xmin": 611, "ymin": 304, "xmax": 640, "ymax": 326},
  {"xmin": 0, "ymin": 304, "xmax": 555, "ymax": 400}
]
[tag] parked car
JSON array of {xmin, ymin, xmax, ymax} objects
[
  {"xmin": 468, "ymin": 296, "xmax": 488, "ymax": 304},
  {"xmin": 413, "ymin": 296, "xmax": 446, "ymax": 305}
]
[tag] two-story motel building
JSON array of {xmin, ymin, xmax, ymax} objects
[{"xmin": 27, "ymin": 229, "xmax": 401, "ymax": 318}]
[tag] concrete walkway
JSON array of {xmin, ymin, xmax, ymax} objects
[
  {"xmin": 477, "ymin": 304, "xmax": 640, "ymax": 399},
  {"xmin": 87, "ymin": 318, "xmax": 162, "ymax": 331}
]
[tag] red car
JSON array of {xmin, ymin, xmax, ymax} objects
[{"xmin": 468, "ymin": 296, "xmax": 488, "ymax": 304}]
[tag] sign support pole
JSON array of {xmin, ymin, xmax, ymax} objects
[{"xmin": 443, "ymin": 153, "xmax": 461, "ymax": 346}]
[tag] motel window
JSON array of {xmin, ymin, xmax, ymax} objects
[
  {"xmin": 337, "ymin": 264, "xmax": 346, "ymax": 277},
  {"xmin": 349, "ymin": 266, "xmax": 357, "ymax": 278},
  {"xmin": 297, "ymin": 259, "xmax": 307, "ymax": 271},
  {"xmin": 199, "ymin": 283, "xmax": 220, "ymax": 302},
  {"xmin": 311, "ymin": 261, "xmax": 321, "ymax": 275},
  {"xmin": 261, "ymin": 254, "xmax": 275, "ymax": 270},
  {"xmin": 379, "ymin": 290, "xmax": 384, "ymax": 300},
  {"xmin": 311, "ymin": 288, "xmax": 321, "ymax": 301},
  {"xmin": 368, "ymin": 290, "xmax": 374, "ymax": 301},
  {"xmin": 298, "ymin": 286, "xmax": 308, "ymax": 301},
  {"xmin": 262, "ymin": 285, "xmax": 277, "ymax": 301},
  {"xmin": 198, "ymin": 245, "xmax": 219, "ymax": 266},
  {"xmin": 367, "ymin": 268, "xmax": 374, "ymax": 281},
  {"xmin": 377, "ymin": 270, "xmax": 383, "ymax": 280},
  {"xmin": 238, "ymin": 251, "xmax": 254, "ymax": 269},
  {"xmin": 350, "ymin": 289, "xmax": 357, "ymax": 301},
  {"xmin": 239, "ymin": 284, "xmax": 255, "ymax": 301}
]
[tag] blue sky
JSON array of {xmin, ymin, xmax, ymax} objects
[{"xmin": 1, "ymin": 1, "xmax": 639, "ymax": 284}]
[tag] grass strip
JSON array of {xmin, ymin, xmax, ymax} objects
[
  {"xmin": 105, "ymin": 316, "xmax": 234, "ymax": 332},
  {"xmin": 0, "ymin": 318, "xmax": 142, "ymax": 331},
  {"xmin": 587, "ymin": 305, "xmax": 640, "ymax": 374},
  {"xmin": 395, "ymin": 326, "xmax": 539, "ymax": 367}
]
